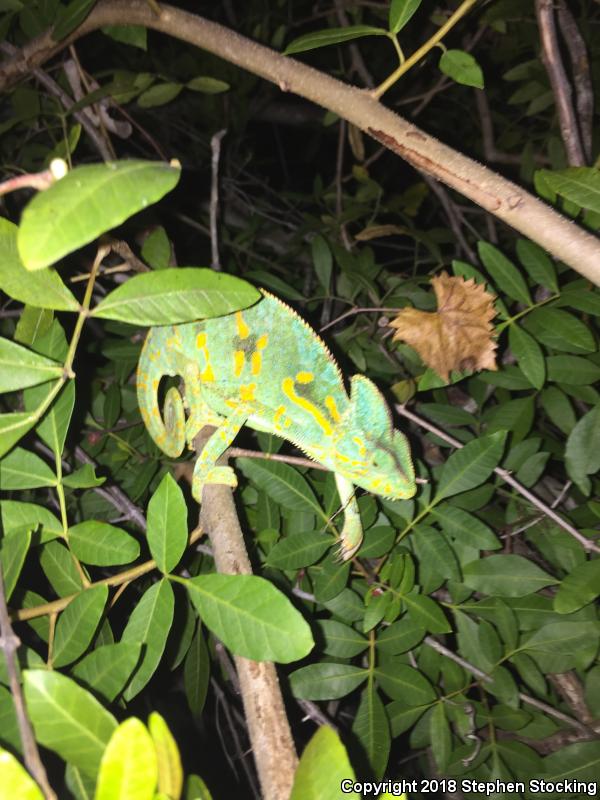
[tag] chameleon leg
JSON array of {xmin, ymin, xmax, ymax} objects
[
  {"xmin": 334, "ymin": 474, "xmax": 363, "ymax": 561},
  {"xmin": 181, "ymin": 362, "xmax": 224, "ymax": 447},
  {"xmin": 191, "ymin": 406, "xmax": 250, "ymax": 503}
]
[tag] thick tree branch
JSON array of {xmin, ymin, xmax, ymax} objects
[
  {"xmin": 195, "ymin": 428, "xmax": 298, "ymax": 800},
  {"xmin": 1, "ymin": 1, "xmax": 599, "ymax": 285}
]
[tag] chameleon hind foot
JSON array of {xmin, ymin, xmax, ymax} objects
[{"xmin": 192, "ymin": 465, "xmax": 238, "ymax": 503}]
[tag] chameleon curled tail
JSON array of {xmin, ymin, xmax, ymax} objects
[{"xmin": 136, "ymin": 337, "xmax": 187, "ymax": 458}]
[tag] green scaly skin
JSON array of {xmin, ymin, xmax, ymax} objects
[{"xmin": 136, "ymin": 290, "xmax": 416, "ymax": 560}]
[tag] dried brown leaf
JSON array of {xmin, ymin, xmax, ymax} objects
[{"xmin": 390, "ymin": 272, "xmax": 498, "ymax": 380}]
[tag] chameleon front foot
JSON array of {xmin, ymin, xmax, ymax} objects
[
  {"xmin": 192, "ymin": 465, "xmax": 238, "ymax": 502},
  {"xmin": 335, "ymin": 528, "xmax": 363, "ymax": 562}
]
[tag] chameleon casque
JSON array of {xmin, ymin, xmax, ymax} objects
[{"xmin": 136, "ymin": 289, "xmax": 416, "ymax": 559}]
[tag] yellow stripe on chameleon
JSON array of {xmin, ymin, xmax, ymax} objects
[
  {"xmin": 282, "ymin": 377, "xmax": 332, "ymax": 435},
  {"xmin": 274, "ymin": 405, "xmax": 286, "ymax": 427},
  {"xmin": 196, "ymin": 332, "xmax": 207, "ymax": 349},
  {"xmin": 352, "ymin": 436, "xmax": 366, "ymax": 457},
  {"xmin": 148, "ymin": 350, "xmax": 161, "ymax": 362},
  {"xmin": 240, "ymin": 383, "xmax": 256, "ymax": 402},
  {"xmin": 233, "ymin": 350, "xmax": 245, "ymax": 377},
  {"xmin": 201, "ymin": 364, "xmax": 215, "ymax": 382},
  {"xmin": 235, "ymin": 311, "xmax": 250, "ymax": 339},
  {"xmin": 251, "ymin": 351, "xmax": 262, "ymax": 376},
  {"xmin": 325, "ymin": 395, "xmax": 341, "ymax": 423},
  {"xmin": 256, "ymin": 334, "xmax": 268, "ymax": 349},
  {"xmin": 296, "ymin": 371, "xmax": 314, "ymax": 383}
]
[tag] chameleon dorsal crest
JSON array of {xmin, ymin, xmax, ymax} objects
[{"xmin": 136, "ymin": 289, "xmax": 416, "ymax": 560}]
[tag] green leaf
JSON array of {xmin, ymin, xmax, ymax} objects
[
  {"xmin": 65, "ymin": 763, "xmax": 95, "ymax": 800},
  {"xmin": 0, "ymin": 337, "xmax": 62, "ymax": 393},
  {"xmin": 0, "ymin": 748, "xmax": 44, "ymax": 800},
  {"xmin": 524, "ymin": 308, "xmax": 595, "ymax": 353},
  {"xmin": 147, "ymin": 473, "xmax": 188, "ymax": 573},
  {"xmin": 52, "ymin": 0, "xmax": 95, "ymax": 40},
  {"xmin": 430, "ymin": 702, "xmax": 451, "ymax": 772},
  {"xmin": 184, "ymin": 774, "xmax": 213, "ymax": 800},
  {"xmin": 25, "ymin": 380, "xmax": 75, "ymax": 458},
  {"xmin": 540, "ymin": 387, "xmax": 576, "ymax": 433},
  {"xmin": 0, "ymin": 686, "xmax": 22, "ymax": 755},
  {"xmin": 149, "ymin": 712, "xmax": 183, "ymax": 800},
  {"xmin": 18, "ymin": 160, "xmax": 181, "ymax": 271},
  {"xmin": 101, "ymin": 25, "xmax": 147, "ymax": 50},
  {"xmin": 94, "ymin": 718, "xmax": 157, "ymax": 800},
  {"xmin": 289, "ymin": 663, "xmax": 366, "ymax": 700},
  {"xmin": 478, "ymin": 242, "xmax": 532, "ymax": 305},
  {"xmin": 542, "ymin": 740, "xmax": 600, "ymax": 789},
  {"xmin": 0, "ymin": 530, "xmax": 31, "ymax": 601},
  {"xmin": 463, "ymin": 554, "xmax": 557, "ymax": 597},
  {"xmin": 39, "ymin": 540, "xmax": 83, "ymax": 596},
  {"xmin": 0, "ymin": 413, "xmax": 37, "ymax": 458},
  {"xmin": 375, "ymin": 660, "xmax": 437, "ymax": 703},
  {"xmin": 69, "ymin": 521, "xmax": 140, "ymax": 566},
  {"xmin": 311, "ymin": 235, "xmax": 332, "ymax": 291},
  {"xmin": 516, "ymin": 239, "xmax": 558, "ymax": 293},
  {"xmin": 389, "ymin": 0, "xmax": 422, "ymax": 34},
  {"xmin": 0, "ymin": 217, "xmax": 78, "ymax": 309},
  {"xmin": 284, "ymin": 25, "xmax": 387, "ymax": 55},
  {"xmin": 412, "ymin": 526, "xmax": 460, "ymax": 581},
  {"xmin": 23, "ymin": 670, "xmax": 117, "ymax": 778},
  {"xmin": 509, "ymin": 324, "xmax": 545, "ymax": 390},
  {"xmin": 92, "ymin": 268, "xmax": 259, "ymax": 325},
  {"xmin": 539, "ymin": 167, "xmax": 600, "ymax": 213},
  {"xmin": 137, "ymin": 82, "xmax": 182, "ymax": 108},
  {"xmin": 352, "ymin": 686, "xmax": 390, "ymax": 779},
  {"xmin": 0, "ymin": 450, "xmax": 58, "ymax": 490},
  {"xmin": 522, "ymin": 621, "xmax": 600, "ymax": 657},
  {"xmin": 565, "ymin": 405, "xmax": 600, "ymax": 494},
  {"xmin": 1, "ymin": 500, "xmax": 61, "ymax": 543},
  {"xmin": 62, "ymin": 463, "xmax": 105, "ymax": 489},
  {"xmin": 376, "ymin": 617, "xmax": 425, "ymax": 654},
  {"xmin": 439, "ymin": 49, "xmax": 484, "ymax": 89},
  {"xmin": 71, "ymin": 643, "xmax": 142, "ymax": 703},
  {"xmin": 53, "ymin": 585, "xmax": 108, "ymax": 667},
  {"xmin": 237, "ymin": 457, "xmax": 324, "ymax": 516},
  {"xmin": 290, "ymin": 726, "xmax": 359, "ymax": 800},
  {"xmin": 434, "ymin": 432, "xmax": 506, "ymax": 501},
  {"xmin": 402, "ymin": 594, "xmax": 451, "ymax": 633},
  {"xmin": 186, "ymin": 76, "xmax": 229, "ymax": 94},
  {"xmin": 121, "ymin": 579, "xmax": 175, "ymax": 701},
  {"xmin": 183, "ymin": 626, "xmax": 209, "ymax": 718},
  {"xmin": 184, "ymin": 574, "xmax": 313, "ymax": 663},
  {"xmin": 316, "ymin": 620, "xmax": 368, "ymax": 658},
  {"xmin": 546, "ymin": 355, "xmax": 600, "ymax": 385},
  {"xmin": 554, "ymin": 560, "xmax": 600, "ymax": 614},
  {"xmin": 140, "ymin": 226, "xmax": 170, "ymax": 269},
  {"xmin": 431, "ymin": 504, "xmax": 501, "ymax": 550},
  {"xmin": 312, "ymin": 557, "xmax": 350, "ymax": 603},
  {"xmin": 266, "ymin": 531, "xmax": 331, "ymax": 569}
]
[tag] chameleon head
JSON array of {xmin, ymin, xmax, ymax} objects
[{"xmin": 335, "ymin": 375, "xmax": 416, "ymax": 500}]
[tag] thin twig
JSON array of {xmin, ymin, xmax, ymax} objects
[
  {"xmin": 12, "ymin": 526, "xmax": 205, "ymax": 622},
  {"xmin": 395, "ymin": 404, "xmax": 600, "ymax": 554},
  {"xmin": 210, "ymin": 129, "xmax": 227, "ymax": 270},
  {"xmin": 556, "ymin": 1, "xmax": 593, "ymax": 163},
  {"xmin": 0, "ymin": 42, "xmax": 112, "ymax": 162},
  {"xmin": 424, "ymin": 636, "xmax": 592, "ymax": 734},
  {"xmin": 0, "ymin": 565, "xmax": 56, "ymax": 799},
  {"xmin": 535, "ymin": 0, "xmax": 585, "ymax": 166}
]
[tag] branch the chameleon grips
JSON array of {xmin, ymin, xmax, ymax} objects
[{"xmin": 136, "ymin": 289, "xmax": 416, "ymax": 560}]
